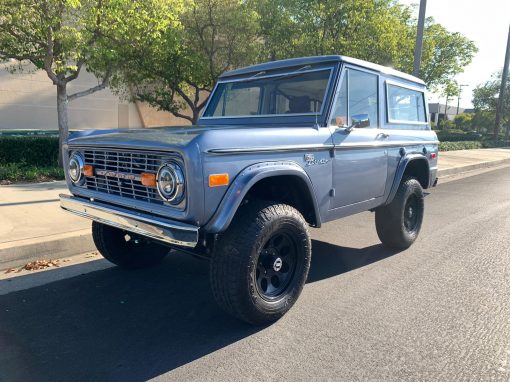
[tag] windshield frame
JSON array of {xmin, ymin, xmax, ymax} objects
[{"xmin": 200, "ymin": 64, "xmax": 338, "ymax": 125}]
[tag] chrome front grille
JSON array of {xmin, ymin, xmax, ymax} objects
[{"xmin": 81, "ymin": 149, "xmax": 172, "ymax": 205}]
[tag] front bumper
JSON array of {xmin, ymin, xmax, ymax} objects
[{"xmin": 60, "ymin": 194, "xmax": 199, "ymax": 248}]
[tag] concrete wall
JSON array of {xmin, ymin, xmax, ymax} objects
[
  {"xmin": 0, "ymin": 61, "xmax": 145, "ymax": 130},
  {"xmin": 0, "ymin": 61, "xmax": 212, "ymax": 130}
]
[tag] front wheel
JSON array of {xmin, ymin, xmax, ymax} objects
[
  {"xmin": 210, "ymin": 202, "xmax": 311, "ymax": 325},
  {"xmin": 375, "ymin": 178, "xmax": 424, "ymax": 249},
  {"xmin": 92, "ymin": 222, "xmax": 169, "ymax": 269}
]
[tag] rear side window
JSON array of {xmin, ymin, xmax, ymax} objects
[{"xmin": 387, "ymin": 84, "xmax": 426, "ymax": 123}]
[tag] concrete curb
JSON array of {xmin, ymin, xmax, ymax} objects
[
  {"xmin": 437, "ymin": 157, "xmax": 510, "ymax": 177},
  {"xmin": 0, "ymin": 230, "xmax": 95, "ymax": 269}
]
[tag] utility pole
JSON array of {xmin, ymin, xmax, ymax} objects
[
  {"xmin": 456, "ymin": 84, "xmax": 468, "ymax": 115},
  {"xmin": 495, "ymin": 24, "xmax": 510, "ymax": 141},
  {"xmin": 443, "ymin": 97, "xmax": 450, "ymax": 130},
  {"xmin": 413, "ymin": 0, "xmax": 427, "ymax": 77}
]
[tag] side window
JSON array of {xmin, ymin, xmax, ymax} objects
[
  {"xmin": 330, "ymin": 69, "xmax": 379, "ymax": 128},
  {"xmin": 212, "ymin": 84, "xmax": 261, "ymax": 116},
  {"xmin": 329, "ymin": 73, "xmax": 347, "ymax": 126},
  {"xmin": 387, "ymin": 84, "xmax": 426, "ymax": 123}
]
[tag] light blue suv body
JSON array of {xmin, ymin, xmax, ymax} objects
[{"xmin": 60, "ymin": 55, "xmax": 438, "ymax": 323}]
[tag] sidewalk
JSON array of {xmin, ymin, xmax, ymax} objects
[{"xmin": 1, "ymin": 147, "xmax": 510, "ymax": 268}]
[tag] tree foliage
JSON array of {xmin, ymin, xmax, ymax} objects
[
  {"xmin": 473, "ymin": 71, "xmax": 510, "ymax": 116},
  {"xmin": 0, "ymin": 0, "xmax": 184, "ymax": 160},
  {"xmin": 254, "ymin": 0, "xmax": 477, "ymax": 93},
  {"xmin": 453, "ymin": 113, "xmax": 473, "ymax": 132},
  {"xmin": 125, "ymin": 0, "xmax": 477, "ymax": 124},
  {"xmin": 473, "ymin": 71, "xmax": 510, "ymax": 138},
  {"xmin": 123, "ymin": 0, "xmax": 260, "ymax": 124}
]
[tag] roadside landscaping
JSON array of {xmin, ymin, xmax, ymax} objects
[
  {"xmin": 0, "ymin": 136, "xmax": 63, "ymax": 184},
  {"xmin": 436, "ymin": 130, "xmax": 510, "ymax": 152}
]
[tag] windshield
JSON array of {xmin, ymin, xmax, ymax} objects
[{"xmin": 203, "ymin": 68, "xmax": 332, "ymax": 118}]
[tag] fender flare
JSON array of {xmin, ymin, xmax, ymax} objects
[
  {"xmin": 204, "ymin": 161, "xmax": 321, "ymax": 233},
  {"xmin": 385, "ymin": 154, "xmax": 430, "ymax": 205}
]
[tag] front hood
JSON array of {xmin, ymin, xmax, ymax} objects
[{"xmin": 66, "ymin": 125, "xmax": 233, "ymax": 152}]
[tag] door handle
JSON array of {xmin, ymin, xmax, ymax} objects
[{"xmin": 377, "ymin": 133, "xmax": 389, "ymax": 139}]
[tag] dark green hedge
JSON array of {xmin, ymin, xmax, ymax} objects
[
  {"xmin": 0, "ymin": 136, "xmax": 59, "ymax": 166},
  {"xmin": 439, "ymin": 141, "xmax": 483, "ymax": 151},
  {"xmin": 436, "ymin": 132, "xmax": 483, "ymax": 142}
]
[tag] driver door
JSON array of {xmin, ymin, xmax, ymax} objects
[{"xmin": 329, "ymin": 67, "xmax": 388, "ymax": 210}]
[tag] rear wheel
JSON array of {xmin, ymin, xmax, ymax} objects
[
  {"xmin": 375, "ymin": 177, "xmax": 424, "ymax": 249},
  {"xmin": 210, "ymin": 201, "xmax": 311, "ymax": 325},
  {"xmin": 92, "ymin": 221, "xmax": 169, "ymax": 269}
]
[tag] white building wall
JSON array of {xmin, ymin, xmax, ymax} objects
[{"xmin": 0, "ymin": 61, "xmax": 143, "ymax": 130}]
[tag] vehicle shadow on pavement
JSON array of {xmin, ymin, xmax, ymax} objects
[
  {"xmin": 308, "ymin": 240, "xmax": 403, "ymax": 283},
  {"xmin": 0, "ymin": 241, "xmax": 401, "ymax": 381}
]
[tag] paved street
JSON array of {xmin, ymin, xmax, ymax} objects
[{"xmin": 1, "ymin": 166, "xmax": 510, "ymax": 381}]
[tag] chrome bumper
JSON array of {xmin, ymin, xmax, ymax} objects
[{"xmin": 60, "ymin": 194, "xmax": 199, "ymax": 248}]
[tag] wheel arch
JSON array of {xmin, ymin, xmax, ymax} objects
[
  {"xmin": 204, "ymin": 161, "xmax": 321, "ymax": 233},
  {"xmin": 385, "ymin": 154, "xmax": 430, "ymax": 205}
]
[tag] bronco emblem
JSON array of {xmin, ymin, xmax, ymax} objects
[
  {"xmin": 304, "ymin": 153, "xmax": 329, "ymax": 167},
  {"xmin": 95, "ymin": 170, "xmax": 141, "ymax": 181}
]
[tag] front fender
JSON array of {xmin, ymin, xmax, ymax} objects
[
  {"xmin": 385, "ymin": 154, "xmax": 429, "ymax": 205},
  {"xmin": 204, "ymin": 161, "xmax": 321, "ymax": 233}
]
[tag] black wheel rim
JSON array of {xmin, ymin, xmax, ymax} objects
[
  {"xmin": 404, "ymin": 195, "xmax": 419, "ymax": 232},
  {"xmin": 255, "ymin": 231, "xmax": 298, "ymax": 300}
]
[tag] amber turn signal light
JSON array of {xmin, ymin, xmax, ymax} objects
[
  {"xmin": 83, "ymin": 165, "xmax": 94, "ymax": 177},
  {"xmin": 209, "ymin": 173, "xmax": 229, "ymax": 187},
  {"xmin": 141, "ymin": 172, "xmax": 157, "ymax": 187}
]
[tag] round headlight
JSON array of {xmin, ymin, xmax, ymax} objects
[
  {"xmin": 157, "ymin": 163, "xmax": 185, "ymax": 203},
  {"xmin": 68, "ymin": 152, "xmax": 84, "ymax": 183}
]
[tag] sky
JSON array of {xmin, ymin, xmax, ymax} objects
[{"xmin": 399, "ymin": 0, "xmax": 510, "ymax": 108}]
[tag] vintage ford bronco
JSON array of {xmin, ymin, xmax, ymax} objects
[{"xmin": 60, "ymin": 55, "xmax": 438, "ymax": 324}]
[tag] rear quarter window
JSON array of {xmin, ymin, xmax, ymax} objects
[{"xmin": 387, "ymin": 83, "xmax": 427, "ymax": 123}]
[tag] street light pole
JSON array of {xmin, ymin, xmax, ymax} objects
[
  {"xmin": 413, "ymin": 0, "xmax": 427, "ymax": 77},
  {"xmin": 456, "ymin": 84, "xmax": 468, "ymax": 115},
  {"xmin": 495, "ymin": 25, "xmax": 510, "ymax": 140}
]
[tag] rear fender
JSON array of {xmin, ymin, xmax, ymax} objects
[{"xmin": 385, "ymin": 154, "xmax": 429, "ymax": 205}]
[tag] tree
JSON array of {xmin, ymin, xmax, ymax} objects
[
  {"xmin": 453, "ymin": 113, "xmax": 473, "ymax": 132},
  {"xmin": 0, "ymin": 0, "xmax": 183, "ymax": 163},
  {"xmin": 438, "ymin": 80, "xmax": 459, "ymax": 129},
  {"xmin": 254, "ymin": 0, "xmax": 414, "ymax": 65},
  {"xmin": 473, "ymin": 71, "xmax": 510, "ymax": 138},
  {"xmin": 122, "ymin": 0, "xmax": 260, "ymax": 125},
  {"xmin": 417, "ymin": 21, "xmax": 477, "ymax": 92},
  {"xmin": 471, "ymin": 111, "xmax": 494, "ymax": 134},
  {"xmin": 254, "ymin": 0, "xmax": 477, "ymax": 95}
]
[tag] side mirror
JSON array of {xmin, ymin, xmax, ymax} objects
[
  {"xmin": 336, "ymin": 113, "xmax": 370, "ymax": 133},
  {"xmin": 351, "ymin": 114, "xmax": 370, "ymax": 129}
]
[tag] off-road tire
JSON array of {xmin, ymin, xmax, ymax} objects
[
  {"xmin": 210, "ymin": 201, "xmax": 311, "ymax": 325},
  {"xmin": 375, "ymin": 177, "xmax": 424, "ymax": 249},
  {"xmin": 92, "ymin": 221, "xmax": 169, "ymax": 269}
]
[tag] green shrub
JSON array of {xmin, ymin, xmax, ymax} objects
[
  {"xmin": 0, "ymin": 136, "xmax": 60, "ymax": 166},
  {"xmin": 0, "ymin": 163, "xmax": 64, "ymax": 182},
  {"xmin": 439, "ymin": 141, "xmax": 483, "ymax": 151},
  {"xmin": 439, "ymin": 139, "xmax": 510, "ymax": 151},
  {"xmin": 437, "ymin": 131, "xmax": 483, "ymax": 142}
]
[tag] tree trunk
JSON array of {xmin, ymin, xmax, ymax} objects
[
  {"xmin": 191, "ymin": 109, "xmax": 200, "ymax": 125},
  {"xmin": 505, "ymin": 118, "xmax": 510, "ymax": 141},
  {"xmin": 56, "ymin": 83, "xmax": 69, "ymax": 167}
]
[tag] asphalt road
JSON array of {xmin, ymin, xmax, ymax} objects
[{"xmin": 1, "ymin": 166, "xmax": 510, "ymax": 381}]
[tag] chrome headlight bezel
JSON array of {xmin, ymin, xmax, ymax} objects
[
  {"xmin": 156, "ymin": 162, "xmax": 185, "ymax": 204},
  {"xmin": 68, "ymin": 151, "xmax": 84, "ymax": 184}
]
